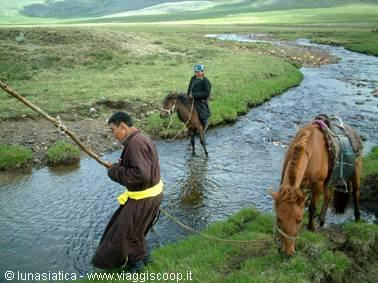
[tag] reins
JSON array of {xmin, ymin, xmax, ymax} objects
[
  {"xmin": 170, "ymin": 99, "xmax": 194, "ymax": 141},
  {"xmin": 160, "ymin": 102, "xmax": 176, "ymax": 115},
  {"xmin": 162, "ymin": 97, "xmax": 195, "ymax": 141}
]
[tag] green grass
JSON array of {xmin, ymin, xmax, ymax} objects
[
  {"xmin": 47, "ymin": 140, "xmax": 80, "ymax": 165},
  {"xmin": 79, "ymin": 208, "xmax": 377, "ymax": 283},
  {"xmin": 362, "ymin": 146, "xmax": 378, "ymax": 178},
  {"xmin": 0, "ymin": 26, "xmax": 302, "ymax": 135},
  {"xmin": 72, "ymin": 4, "xmax": 378, "ymax": 26},
  {"xmin": 2, "ymin": 1, "xmax": 376, "ymax": 21},
  {"xmin": 0, "ymin": 144, "xmax": 32, "ymax": 170},
  {"xmin": 344, "ymin": 221, "xmax": 378, "ymax": 257}
]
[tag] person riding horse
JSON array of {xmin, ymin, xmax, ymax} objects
[{"xmin": 187, "ymin": 64, "xmax": 212, "ymax": 132}]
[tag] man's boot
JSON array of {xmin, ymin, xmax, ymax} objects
[
  {"xmin": 143, "ymin": 246, "xmax": 153, "ymax": 266},
  {"xmin": 204, "ymin": 123, "xmax": 209, "ymax": 132}
]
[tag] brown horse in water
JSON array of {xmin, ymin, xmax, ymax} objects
[
  {"xmin": 160, "ymin": 92, "xmax": 208, "ymax": 157},
  {"xmin": 271, "ymin": 122, "xmax": 362, "ymax": 256}
]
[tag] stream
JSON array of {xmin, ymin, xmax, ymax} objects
[{"xmin": 0, "ymin": 35, "xmax": 377, "ymax": 279}]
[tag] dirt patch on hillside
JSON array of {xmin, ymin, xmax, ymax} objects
[{"xmin": 0, "ymin": 116, "xmax": 116, "ymax": 168}]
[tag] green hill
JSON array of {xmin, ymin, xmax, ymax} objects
[{"xmin": 1, "ymin": 0, "xmax": 377, "ymax": 20}]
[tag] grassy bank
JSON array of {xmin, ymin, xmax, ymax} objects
[
  {"xmin": 0, "ymin": 144, "xmax": 32, "ymax": 170},
  {"xmin": 0, "ymin": 26, "xmax": 302, "ymax": 132},
  {"xmin": 80, "ymin": 208, "xmax": 377, "ymax": 283},
  {"xmin": 263, "ymin": 26, "xmax": 378, "ymax": 56},
  {"xmin": 362, "ymin": 146, "xmax": 378, "ymax": 178}
]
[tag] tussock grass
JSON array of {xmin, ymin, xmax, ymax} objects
[
  {"xmin": 0, "ymin": 144, "xmax": 32, "ymax": 170},
  {"xmin": 47, "ymin": 140, "xmax": 80, "ymax": 165}
]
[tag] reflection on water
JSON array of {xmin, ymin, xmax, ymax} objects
[
  {"xmin": 179, "ymin": 157, "xmax": 208, "ymax": 207},
  {"xmin": 1, "ymin": 36, "xmax": 377, "ymax": 276}
]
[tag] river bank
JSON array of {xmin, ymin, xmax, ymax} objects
[
  {"xmin": 99, "ymin": 209, "xmax": 376, "ymax": 283},
  {"xmin": 0, "ymin": 27, "xmax": 340, "ymax": 169}
]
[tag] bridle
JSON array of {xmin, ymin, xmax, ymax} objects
[
  {"xmin": 160, "ymin": 99, "xmax": 177, "ymax": 115},
  {"xmin": 274, "ymin": 222, "xmax": 299, "ymax": 242}
]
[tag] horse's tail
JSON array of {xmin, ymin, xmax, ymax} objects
[{"xmin": 333, "ymin": 189, "xmax": 350, "ymax": 213}]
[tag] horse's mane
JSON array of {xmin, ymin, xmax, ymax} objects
[
  {"xmin": 285, "ymin": 124, "xmax": 314, "ymax": 186},
  {"xmin": 163, "ymin": 92, "xmax": 192, "ymax": 106},
  {"xmin": 279, "ymin": 185, "xmax": 305, "ymax": 204}
]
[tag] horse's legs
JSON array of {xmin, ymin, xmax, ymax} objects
[
  {"xmin": 199, "ymin": 131, "xmax": 208, "ymax": 157},
  {"xmin": 308, "ymin": 182, "xmax": 322, "ymax": 231},
  {"xmin": 319, "ymin": 186, "xmax": 330, "ymax": 227},
  {"xmin": 352, "ymin": 158, "xmax": 362, "ymax": 221},
  {"xmin": 190, "ymin": 131, "xmax": 196, "ymax": 156}
]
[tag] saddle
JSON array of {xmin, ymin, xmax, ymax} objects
[{"xmin": 313, "ymin": 114, "xmax": 363, "ymax": 192}]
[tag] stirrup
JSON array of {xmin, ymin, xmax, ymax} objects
[{"xmin": 334, "ymin": 179, "xmax": 349, "ymax": 193}]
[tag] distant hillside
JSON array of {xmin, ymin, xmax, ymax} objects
[
  {"xmin": 20, "ymin": 0, "xmax": 203, "ymax": 18},
  {"xmin": 89, "ymin": 0, "xmax": 378, "ymax": 24},
  {"xmin": 2, "ymin": 0, "xmax": 377, "ymax": 19}
]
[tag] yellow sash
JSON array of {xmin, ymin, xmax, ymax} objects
[{"xmin": 117, "ymin": 180, "xmax": 163, "ymax": 205}]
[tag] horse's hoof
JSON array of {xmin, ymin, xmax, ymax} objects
[{"xmin": 354, "ymin": 212, "xmax": 360, "ymax": 222}]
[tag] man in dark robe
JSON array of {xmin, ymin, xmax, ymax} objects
[
  {"xmin": 187, "ymin": 64, "xmax": 212, "ymax": 131},
  {"xmin": 92, "ymin": 112, "xmax": 163, "ymax": 273}
]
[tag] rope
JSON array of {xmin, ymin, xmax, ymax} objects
[
  {"xmin": 160, "ymin": 208, "xmax": 273, "ymax": 245},
  {"xmin": 56, "ymin": 115, "xmax": 67, "ymax": 133},
  {"xmin": 169, "ymin": 100, "xmax": 194, "ymax": 141},
  {"xmin": 274, "ymin": 223, "xmax": 299, "ymax": 241},
  {"xmin": 164, "ymin": 114, "xmax": 174, "ymax": 139}
]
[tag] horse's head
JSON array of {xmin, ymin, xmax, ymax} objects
[
  {"xmin": 160, "ymin": 92, "xmax": 178, "ymax": 118},
  {"xmin": 271, "ymin": 185, "xmax": 306, "ymax": 256}
]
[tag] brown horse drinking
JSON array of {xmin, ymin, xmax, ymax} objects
[
  {"xmin": 160, "ymin": 92, "xmax": 208, "ymax": 156},
  {"xmin": 271, "ymin": 122, "xmax": 362, "ymax": 256}
]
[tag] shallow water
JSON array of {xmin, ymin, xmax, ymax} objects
[{"xmin": 1, "ymin": 36, "xmax": 377, "ymax": 278}]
